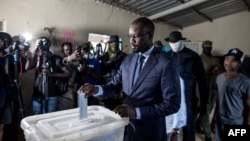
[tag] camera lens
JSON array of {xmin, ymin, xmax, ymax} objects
[
  {"xmin": 38, "ymin": 40, "xmax": 43, "ymax": 46},
  {"xmin": 43, "ymin": 41, "xmax": 49, "ymax": 47}
]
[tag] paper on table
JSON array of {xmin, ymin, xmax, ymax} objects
[{"xmin": 78, "ymin": 93, "xmax": 88, "ymax": 120}]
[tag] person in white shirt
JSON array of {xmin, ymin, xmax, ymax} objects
[{"xmin": 166, "ymin": 77, "xmax": 187, "ymax": 141}]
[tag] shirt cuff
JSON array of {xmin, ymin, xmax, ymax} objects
[
  {"xmin": 92, "ymin": 85, "xmax": 103, "ymax": 97},
  {"xmin": 135, "ymin": 107, "xmax": 141, "ymax": 119}
]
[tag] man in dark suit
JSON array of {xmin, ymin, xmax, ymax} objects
[
  {"xmin": 78, "ymin": 17, "xmax": 181, "ymax": 141},
  {"xmin": 165, "ymin": 31, "xmax": 209, "ymax": 141}
]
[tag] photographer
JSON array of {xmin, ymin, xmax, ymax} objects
[
  {"xmin": 1, "ymin": 32, "xmax": 34, "ymax": 141},
  {"xmin": 27, "ymin": 37, "xmax": 71, "ymax": 114},
  {"xmin": 9, "ymin": 40, "xmax": 32, "ymax": 73},
  {"xmin": 0, "ymin": 32, "xmax": 13, "ymax": 141}
]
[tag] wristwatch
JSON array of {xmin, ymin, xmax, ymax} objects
[{"xmin": 172, "ymin": 128, "xmax": 180, "ymax": 134}]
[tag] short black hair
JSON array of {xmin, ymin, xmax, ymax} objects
[
  {"xmin": 154, "ymin": 40, "xmax": 162, "ymax": 46},
  {"xmin": 132, "ymin": 17, "xmax": 155, "ymax": 34},
  {"xmin": 82, "ymin": 42, "xmax": 91, "ymax": 52},
  {"xmin": 202, "ymin": 40, "xmax": 212, "ymax": 47},
  {"xmin": 61, "ymin": 42, "xmax": 73, "ymax": 52},
  {"xmin": 0, "ymin": 32, "xmax": 12, "ymax": 48}
]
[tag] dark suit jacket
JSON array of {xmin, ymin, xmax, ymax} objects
[{"xmin": 102, "ymin": 47, "xmax": 181, "ymax": 141}]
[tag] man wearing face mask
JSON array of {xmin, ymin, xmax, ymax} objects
[
  {"xmin": 196, "ymin": 40, "xmax": 223, "ymax": 141},
  {"xmin": 165, "ymin": 31, "xmax": 209, "ymax": 141},
  {"xmin": 101, "ymin": 35, "xmax": 127, "ymax": 79}
]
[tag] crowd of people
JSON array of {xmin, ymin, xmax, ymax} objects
[
  {"xmin": 0, "ymin": 16, "xmax": 249, "ymax": 141},
  {"xmin": 0, "ymin": 32, "xmax": 127, "ymax": 141}
]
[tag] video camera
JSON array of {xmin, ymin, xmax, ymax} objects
[
  {"xmin": 11, "ymin": 41, "xmax": 30, "ymax": 51},
  {"xmin": 37, "ymin": 38, "xmax": 50, "ymax": 51},
  {"xmin": 10, "ymin": 35, "xmax": 30, "ymax": 52}
]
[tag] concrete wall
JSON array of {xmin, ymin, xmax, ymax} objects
[
  {"xmin": 1, "ymin": 0, "xmax": 250, "ymax": 116},
  {"xmin": 181, "ymin": 11, "xmax": 250, "ymax": 56},
  {"xmin": 0, "ymin": 0, "xmax": 176, "ymax": 54}
]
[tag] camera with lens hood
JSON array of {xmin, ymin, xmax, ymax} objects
[{"xmin": 37, "ymin": 38, "xmax": 50, "ymax": 51}]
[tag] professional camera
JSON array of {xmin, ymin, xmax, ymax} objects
[
  {"xmin": 11, "ymin": 41, "xmax": 30, "ymax": 52},
  {"xmin": 11, "ymin": 35, "xmax": 30, "ymax": 52},
  {"xmin": 38, "ymin": 39, "xmax": 50, "ymax": 49}
]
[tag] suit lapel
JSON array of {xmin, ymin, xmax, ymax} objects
[
  {"xmin": 129, "ymin": 54, "xmax": 139, "ymax": 89},
  {"xmin": 131, "ymin": 49, "xmax": 158, "ymax": 93}
]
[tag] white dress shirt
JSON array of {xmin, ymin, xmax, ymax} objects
[{"xmin": 165, "ymin": 76, "xmax": 187, "ymax": 133}]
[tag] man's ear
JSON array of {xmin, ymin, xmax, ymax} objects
[{"xmin": 148, "ymin": 31, "xmax": 154, "ymax": 40}]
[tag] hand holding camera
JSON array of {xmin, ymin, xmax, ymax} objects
[
  {"xmin": 75, "ymin": 45, "xmax": 82, "ymax": 58},
  {"xmin": 41, "ymin": 63, "xmax": 54, "ymax": 77},
  {"xmin": 35, "ymin": 38, "xmax": 50, "ymax": 52},
  {"xmin": 67, "ymin": 51, "xmax": 79, "ymax": 62},
  {"xmin": 67, "ymin": 45, "xmax": 82, "ymax": 61},
  {"xmin": 76, "ymin": 45, "xmax": 81, "ymax": 53}
]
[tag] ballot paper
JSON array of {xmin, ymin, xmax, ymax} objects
[{"xmin": 78, "ymin": 93, "xmax": 88, "ymax": 120}]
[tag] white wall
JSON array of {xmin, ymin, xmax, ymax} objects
[
  {"xmin": 2, "ymin": 0, "xmax": 248, "ymax": 56},
  {"xmin": 182, "ymin": 11, "xmax": 250, "ymax": 56},
  {"xmin": 0, "ymin": 0, "xmax": 176, "ymax": 54}
]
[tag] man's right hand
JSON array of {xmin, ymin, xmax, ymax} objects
[
  {"xmin": 77, "ymin": 83, "xmax": 99, "ymax": 97},
  {"xmin": 68, "ymin": 51, "xmax": 79, "ymax": 61},
  {"xmin": 210, "ymin": 117, "xmax": 216, "ymax": 134}
]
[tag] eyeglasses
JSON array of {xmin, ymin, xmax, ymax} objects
[{"xmin": 128, "ymin": 32, "xmax": 149, "ymax": 39}]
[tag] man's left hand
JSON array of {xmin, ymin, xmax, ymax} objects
[{"xmin": 113, "ymin": 104, "xmax": 136, "ymax": 119}]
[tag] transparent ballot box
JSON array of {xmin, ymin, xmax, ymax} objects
[{"xmin": 20, "ymin": 106, "xmax": 129, "ymax": 141}]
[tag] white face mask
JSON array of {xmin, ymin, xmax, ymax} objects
[
  {"xmin": 83, "ymin": 54, "xmax": 88, "ymax": 59},
  {"xmin": 169, "ymin": 40, "xmax": 184, "ymax": 52},
  {"xmin": 89, "ymin": 54, "xmax": 94, "ymax": 59}
]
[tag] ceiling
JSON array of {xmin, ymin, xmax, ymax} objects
[{"xmin": 93, "ymin": 0, "xmax": 250, "ymax": 29}]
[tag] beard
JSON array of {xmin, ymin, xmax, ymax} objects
[{"xmin": 131, "ymin": 45, "xmax": 139, "ymax": 53}]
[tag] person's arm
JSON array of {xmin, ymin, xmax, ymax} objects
[
  {"xmin": 244, "ymin": 78, "xmax": 250, "ymax": 125},
  {"xmin": 47, "ymin": 56, "xmax": 71, "ymax": 78},
  {"xmin": 211, "ymin": 102, "xmax": 218, "ymax": 133},
  {"xmin": 49, "ymin": 66, "xmax": 71, "ymax": 78},
  {"xmin": 245, "ymin": 99, "xmax": 250, "ymax": 125},
  {"xmin": 25, "ymin": 51, "xmax": 38, "ymax": 71},
  {"xmin": 211, "ymin": 80, "xmax": 219, "ymax": 133},
  {"xmin": 67, "ymin": 51, "xmax": 81, "ymax": 61},
  {"xmin": 77, "ymin": 83, "xmax": 102, "ymax": 97},
  {"xmin": 195, "ymin": 56, "xmax": 209, "ymax": 116}
]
